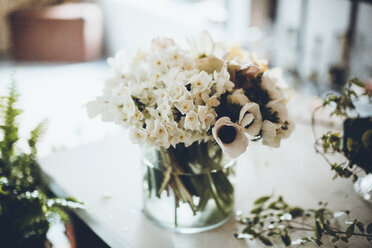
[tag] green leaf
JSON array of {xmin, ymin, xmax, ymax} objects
[
  {"xmin": 250, "ymin": 206, "xmax": 263, "ymax": 214},
  {"xmin": 281, "ymin": 234, "xmax": 291, "ymax": 247},
  {"xmin": 331, "ymin": 236, "xmax": 339, "ymax": 242},
  {"xmin": 289, "ymin": 207, "xmax": 304, "ymax": 218},
  {"xmin": 252, "ymin": 215, "xmax": 259, "ymax": 225},
  {"xmin": 356, "ymin": 221, "xmax": 364, "ymax": 233},
  {"xmin": 340, "ymin": 237, "xmax": 349, "ymax": 243},
  {"xmin": 315, "ymin": 221, "xmax": 323, "ymax": 240},
  {"xmin": 345, "ymin": 224, "xmax": 355, "ymax": 238},
  {"xmin": 258, "ymin": 235, "xmax": 273, "ymax": 246},
  {"xmin": 367, "ymin": 223, "xmax": 372, "ymax": 234},
  {"xmin": 242, "ymin": 227, "xmax": 257, "ymax": 236},
  {"xmin": 254, "ymin": 196, "xmax": 271, "ymax": 205},
  {"xmin": 268, "ymin": 202, "xmax": 280, "ymax": 210},
  {"xmin": 313, "ymin": 239, "xmax": 323, "ymax": 246},
  {"xmin": 349, "ymin": 77, "xmax": 365, "ymax": 88}
]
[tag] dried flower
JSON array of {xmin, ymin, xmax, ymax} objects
[{"xmin": 233, "ymin": 65, "xmax": 261, "ymax": 90}]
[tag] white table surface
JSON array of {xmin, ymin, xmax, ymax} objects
[
  {"xmin": 40, "ymin": 121, "xmax": 372, "ymax": 248},
  {"xmin": 2, "ymin": 58, "xmax": 370, "ymax": 248}
]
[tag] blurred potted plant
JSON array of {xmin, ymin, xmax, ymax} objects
[
  {"xmin": 312, "ymin": 78, "xmax": 372, "ymax": 202},
  {"xmin": 0, "ymin": 82, "xmax": 83, "ymax": 248}
]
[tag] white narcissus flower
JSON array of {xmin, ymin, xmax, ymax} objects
[
  {"xmin": 187, "ymin": 31, "xmax": 226, "ymax": 58},
  {"xmin": 151, "ymin": 37, "xmax": 175, "ymax": 51},
  {"xmin": 166, "ymin": 49, "xmax": 183, "ymax": 67},
  {"xmin": 190, "ymin": 71, "xmax": 212, "ymax": 95},
  {"xmin": 171, "ymin": 131, "xmax": 192, "ymax": 147},
  {"xmin": 184, "ymin": 110, "xmax": 200, "ymax": 131},
  {"xmin": 176, "ymin": 99, "xmax": 195, "ymax": 115},
  {"xmin": 169, "ymin": 84, "xmax": 190, "ymax": 102},
  {"xmin": 198, "ymin": 105, "xmax": 216, "ymax": 129},
  {"xmin": 146, "ymin": 107, "xmax": 158, "ymax": 118},
  {"xmin": 154, "ymin": 89, "xmax": 168, "ymax": 105},
  {"xmin": 111, "ymin": 84, "xmax": 131, "ymax": 97},
  {"xmin": 107, "ymin": 50, "xmax": 129, "ymax": 76},
  {"xmin": 207, "ymin": 95, "xmax": 220, "ymax": 108},
  {"xmin": 157, "ymin": 101, "xmax": 172, "ymax": 120},
  {"xmin": 129, "ymin": 128, "xmax": 146, "ymax": 145},
  {"xmin": 165, "ymin": 122, "xmax": 178, "ymax": 137},
  {"xmin": 214, "ymin": 65, "xmax": 234, "ymax": 95},
  {"xmin": 121, "ymin": 96, "xmax": 136, "ymax": 117},
  {"xmin": 212, "ymin": 117, "xmax": 248, "ymax": 158},
  {"xmin": 239, "ymin": 102, "xmax": 262, "ymax": 136},
  {"xmin": 196, "ymin": 91, "xmax": 211, "ymax": 105},
  {"xmin": 150, "ymin": 119, "xmax": 169, "ymax": 142},
  {"xmin": 148, "ymin": 54, "xmax": 167, "ymax": 73},
  {"xmin": 131, "ymin": 109, "xmax": 144, "ymax": 123},
  {"xmin": 142, "ymin": 90, "xmax": 157, "ymax": 106},
  {"xmin": 131, "ymin": 49, "xmax": 146, "ymax": 67},
  {"xmin": 183, "ymin": 131, "xmax": 196, "ymax": 147},
  {"xmin": 187, "ymin": 31, "xmax": 215, "ymax": 58},
  {"xmin": 163, "ymin": 67, "xmax": 186, "ymax": 85}
]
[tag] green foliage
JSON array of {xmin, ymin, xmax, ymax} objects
[
  {"xmin": 235, "ymin": 195, "xmax": 372, "ymax": 247},
  {"xmin": 0, "ymin": 82, "xmax": 83, "ymax": 248},
  {"xmin": 322, "ymin": 78, "xmax": 365, "ymax": 117},
  {"xmin": 0, "ymin": 82, "xmax": 21, "ymax": 166},
  {"xmin": 329, "ymin": 163, "xmax": 353, "ymax": 180},
  {"xmin": 314, "ymin": 77, "xmax": 372, "ymax": 179},
  {"xmin": 321, "ymin": 132, "xmax": 342, "ymax": 153}
]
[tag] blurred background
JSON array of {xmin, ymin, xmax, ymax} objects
[{"xmin": 0, "ymin": 0, "xmax": 372, "ymax": 156}]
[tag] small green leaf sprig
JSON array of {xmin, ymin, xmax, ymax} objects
[
  {"xmin": 322, "ymin": 78, "xmax": 366, "ymax": 117},
  {"xmin": 312, "ymin": 78, "xmax": 369, "ymax": 180},
  {"xmin": 235, "ymin": 195, "xmax": 372, "ymax": 247}
]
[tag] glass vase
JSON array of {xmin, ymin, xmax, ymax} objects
[
  {"xmin": 142, "ymin": 141, "xmax": 236, "ymax": 233},
  {"xmin": 354, "ymin": 174, "xmax": 372, "ymax": 204}
]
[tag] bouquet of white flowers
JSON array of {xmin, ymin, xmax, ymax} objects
[{"xmin": 87, "ymin": 32, "xmax": 294, "ymax": 232}]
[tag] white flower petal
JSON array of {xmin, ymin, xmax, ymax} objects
[
  {"xmin": 241, "ymin": 113, "xmax": 254, "ymax": 127},
  {"xmin": 238, "ymin": 102, "xmax": 262, "ymax": 136},
  {"xmin": 85, "ymin": 99, "xmax": 104, "ymax": 118},
  {"xmin": 151, "ymin": 37, "xmax": 175, "ymax": 51},
  {"xmin": 212, "ymin": 117, "xmax": 248, "ymax": 158},
  {"xmin": 261, "ymin": 120, "xmax": 281, "ymax": 148}
]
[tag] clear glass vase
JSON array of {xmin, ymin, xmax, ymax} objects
[
  {"xmin": 354, "ymin": 174, "xmax": 372, "ymax": 203},
  {"xmin": 142, "ymin": 141, "xmax": 236, "ymax": 233}
]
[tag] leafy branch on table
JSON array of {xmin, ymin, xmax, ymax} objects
[{"xmin": 235, "ymin": 195, "xmax": 372, "ymax": 247}]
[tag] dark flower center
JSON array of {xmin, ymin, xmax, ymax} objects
[{"xmin": 218, "ymin": 126, "xmax": 237, "ymax": 144}]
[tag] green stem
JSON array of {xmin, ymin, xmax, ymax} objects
[
  {"xmin": 207, "ymin": 173, "xmax": 228, "ymax": 216},
  {"xmin": 174, "ymin": 196, "xmax": 178, "ymax": 227}
]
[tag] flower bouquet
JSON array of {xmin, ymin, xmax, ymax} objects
[{"xmin": 87, "ymin": 32, "xmax": 294, "ymax": 232}]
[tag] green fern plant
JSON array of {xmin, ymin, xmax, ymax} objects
[{"xmin": 0, "ymin": 81, "xmax": 83, "ymax": 248}]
